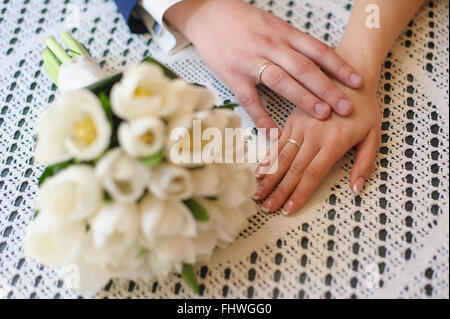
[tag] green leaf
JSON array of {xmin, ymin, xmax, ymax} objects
[
  {"xmin": 103, "ymin": 191, "xmax": 113, "ymax": 203},
  {"xmin": 38, "ymin": 160, "xmax": 73, "ymax": 186},
  {"xmin": 142, "ymin": 57, "xmax": 178, "ymax": 79},
  {"xmin": 181, "ymin": 264, "xmax": 200, "ymax": 294},
  {"xmin": 98, "ymin": 91, "xmax": 113, "ymax": 123},
  {"xmin": 183, "ymin": 198, "xmax": 209, "ymax": 221},
  {"xmin": 214, "ymin": 103, "xmax": 239, "ymax": 110},
  {"xmin": 187, "ymin": 165, "xmax": 206, "ymax": 171},
  {"xmin": 137, "ymin": 149, "xmax": 165, "ymax": 167},
  {"xmin": 97, "ymin": 91, "xmax": 121, "ymax": 148},
  {"xmin": 86, "ymin": 73, "xmax": 123, "ymax": 94},
  {"xmin": 136, "ymin": 248, "xmax": 149, "ymax": 259},
  {"xmin": 33, "ymin": 209, "xmax": 40, "ymax": 218}
]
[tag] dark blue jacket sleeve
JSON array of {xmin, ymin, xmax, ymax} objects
[{"xmin": 113, "ymin": 0, "xmax": 148, "ymax": 33}]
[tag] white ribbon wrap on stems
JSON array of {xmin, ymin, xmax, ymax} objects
[{"xmin": 58, "ymin": 55, "xmax": 108, "ymax": 92}]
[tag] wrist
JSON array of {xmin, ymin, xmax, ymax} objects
[{"xmin": 164, "ymin": 0, "xmax": 211, "ymax": 42}]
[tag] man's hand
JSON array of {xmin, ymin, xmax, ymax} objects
[{"xmin": 165, "ymin": 0, "xmax": 364, "ymax": 132}]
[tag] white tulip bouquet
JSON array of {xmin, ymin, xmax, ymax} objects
[{"xmin": 24, "ymin": 33, "xmax": 258, "ymax": 293}]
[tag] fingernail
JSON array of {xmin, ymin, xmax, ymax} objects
[
  {"xmin": 252, "ymin": 185, "xmax": 264, "ymax": 200},
  {"xmin": 350, "ymin": 72, "xmax": 363, "ymax": 86},
  {"xmin": 353, "ymin": 177, "xmax": 365, "ymax": 195},
  {"xmin": 282, "ymin": 200, "xmax": 294, "ymax": 216},
  {"xmin": 261, "ymin": 197, "xmax": 274, "ymax": 213},
  {"xmin": 254, "ymin": 166, "xmax": 265, "ymax": 178},
  {"xmin": 337, "ymin": 99, "xmax": 352, "ymax": 115},
  {"xmin": 314, "ymin": 103, "xmax": 329, "ymax": 118}
]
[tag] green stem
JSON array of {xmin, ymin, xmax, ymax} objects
[
  {"xmin": 60, "ymin": 32, "xmax": 90, "ymax": 57},
  {"xmin": 45, "ymin": 36, "xmax": 71, "ymax": 63},
  {"xmin": 45, "ymin": 64, "xmax": 59, "ymax": 87},
  {"xmin": 43, "ymin": 48, "xmax": 61, "ymax": 70}
]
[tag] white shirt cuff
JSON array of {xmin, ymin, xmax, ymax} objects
[{"xmin": 137, "ymin": 0, "xmax": 190, "ymax": 55}]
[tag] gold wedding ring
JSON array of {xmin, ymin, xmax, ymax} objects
[
  {"xmin": 287, "ymin": 138, "xmax": 301, "ymax": 149},
  {"xmin": 256, "ymin": 62, "xmax": 275, "ymax": 85}
]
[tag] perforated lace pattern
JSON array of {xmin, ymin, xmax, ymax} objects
[{"xmin": 0, "ymin": 0, "xmax": 448, "ymax": 299}]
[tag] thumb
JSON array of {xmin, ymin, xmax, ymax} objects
[{"xmin": 350, "ymin": 130, "xmax": 380, "ymax": 194}]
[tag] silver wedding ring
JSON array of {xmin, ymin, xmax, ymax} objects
[
  {"xmin": 256, "ymin": 62, "xmax": 275, "ymax": 85},
  {"xmin": 287, "ymin": 138, "xmax": 301, "ymax": 149}
]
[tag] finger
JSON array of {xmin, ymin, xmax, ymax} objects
[
  {"xmin": 232, "ymin": 80, "xmax": 280, "ymax": 135},
  {"xmin": 254, "ymin": 136, "xmax": 303, "ymax": 207},
  {"xmin": 288, "ymin": 31, "xmax": 364, "ymax": 89},
  {"xmin": 254, "ymin": 124, "xmax": 292, "ymax": 179},
  {"xmin": 261, "ymin": 140, "xmax": 319, "ymax": 212},
  {"xmin": 269, "ymin": 48, "xmax": 353, "ymax": 116},
  {"xmin": 282, "ymin": 147, "xmax": 339, "ymax": 215},
  {"xmin": 258, "ymin": 62, "xmax": 332, "ymax": 120},
  {"xmin": 349, "ymin": 130, "xmax": 381, "ymax": 194}
]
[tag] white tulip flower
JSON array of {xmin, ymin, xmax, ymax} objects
[
  {"xmin": 195, "ymin": 198, "xmax": 250, "ymax": 248},
  {"xmin": 190, "ymin": 164, "xmax": 222, "ymax": 197},
  {"xmin": 145, "ymin": 236, "xmax": 196, "ymax": 279},
  {"xmin": 166, "ymin": 80, "xmax": 215, "ymax": 131},
  {"xmin": 110, "ymin": 62, "xmax": 178, "ymax": 120},
  {"xmin": 149, "ymin": 163, "xmax": 193, "ymax": 200},
  {"xmin": 167, "ymin": 108, "xmax": 244, "ymax": 165},
  {"xmin": 35, "ymin": 89, "xmax": 111, "ymax": 165},
  {"xmin": 118, "ymin": 117, "xmax": 166, "ymax": 158},
  {"xmin": 38, "ymin": 165, "xmax": 102, "ymax": 221},
  {"xmin": 191, "ymin": 229, "xmax": 218, "ymax": 262},
  {"xmin": 24, "ymin": 213, "xmax": 87, "ymax": 266},
  {"xmin": 83, "ymin": 202, "xmax": 140, "ymax": 265},
  {"xmin": 218, "ymin": 163, "xmax": 257, "ymax": 207},
  {"xmin": 140, "ymin": 195, "xmax": 197, "ymax": 244},
  {"xmin": 95, "ymin": 148, "xmax": 150, "ymax": 203}
]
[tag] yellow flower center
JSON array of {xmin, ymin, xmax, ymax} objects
[
  {"xmin": 133, "ymin": 87, "xmax": 153, "ymax": 98},
  {"xmin": 139, "ymin": 131, "xmax": 155, "ymax": 145},
  {"xmin": 74, "ymin": 116, "xmax": 97, "ymax": 145}
]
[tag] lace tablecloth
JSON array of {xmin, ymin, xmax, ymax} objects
[{"xmin": 0, "ymin": 0, "xmax": 448, "ymax": 299}]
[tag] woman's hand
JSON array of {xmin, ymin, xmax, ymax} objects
[
  {"xmin": 252, "ymin": 78, "xmax": 382, "ymax": 215},
  {"xmin": 165, "ymin": 0, "xmax": 364, "ymax": 132}
]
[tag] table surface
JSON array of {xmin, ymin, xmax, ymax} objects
[{"xmin": 0, "ymin": 0, "xmax": 448, "ymax": 299}]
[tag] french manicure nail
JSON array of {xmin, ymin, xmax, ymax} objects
[
  {"xmin": 353, "ymin": 177, "xmax": 365, "ymax": 195},
  {"xmin": 261, "ymin": 198, "xmax": 274, "ymax": 213},
  {"xmin": 350, "ymin": 72, "xmax": 363, "ymax": 86},
  {"xmin": 337, "ymin": 99, "xmax": 352, "ymax": 115},
  {"xmin": 314, "ymin": 103, "xmax": 329, "ymax": 118},
  {"xmin": 282, "ymin": 200, "xmax": 294, "ymax": 216},
  {"xmin": 254, "ymin": 166, "xmax": 265, "ymax": 178},
  {"xmin": 252, "ymin": 185, "xmax": 264, "ymax": 200}
]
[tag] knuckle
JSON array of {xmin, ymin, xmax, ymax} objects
[
  {"xmin": 253, "ymin": 33, "xmax": 275, "ymax": 49},
  {"xmin": 264, "ymin": 67, "xmax": 284, "ymax": 87},
  {"xmin": 290, "ymin": 158, "xmax": 306, "ymax": 175},
  {"xmin": 236, "ymin": 92, "xmax": 254, "ymax": 109},
  {"xmin": 305, "ymin": 118, "xmax": 323, "ymax": 131},
  {"xmin": 327, "ymin": 132, "xmax": 342, "ymax": 145},
  {"xmin": 315, "ymin": 41, "xmax": 330, "ymax": 58},
  {"xmin": 278, "ymin": 149, "xmax": 292, "ymax": 166},
  {"xmin": 261, "ymin": 174, "xmax": 277, "ymax": 189},
  {"xmin": 271, "ymin": 188, "xmax": 287, "ymax": 204},
  {"xmin": 226, "ymin": 63, "xmax": 241, "ymax": 76},
  {"xmin": 322, "ymin": 85, "xmax": 338, "ymax": 100},
  {"xmin": 304, "ymin": 163, "xmax": 321, "ymax": 180},
  {"xmin": 335, "ymin": 60, "xmax": 347, "ymax": 73},
  {"xmin": 294, "ymin": 59, "xmax": 315, "ymax": 77}
]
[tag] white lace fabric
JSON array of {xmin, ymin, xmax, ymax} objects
[{"xmin": 0, "ymin": 0, "xmax": 448, "ymax": 299}]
